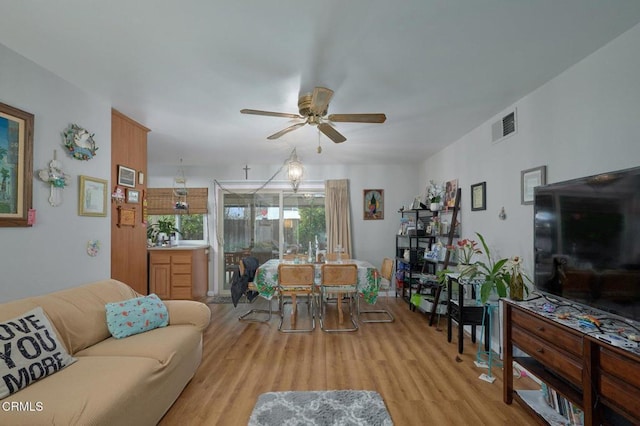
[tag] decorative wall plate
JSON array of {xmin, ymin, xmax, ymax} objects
[{"xmin": 63, "ymin": 124, "xmax": 98, "ymax": 160}]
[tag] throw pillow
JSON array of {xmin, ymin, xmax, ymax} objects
[
  {"xmin": 105, "ymin": 294, "xmax": 169, "ymax": 339},
  {"xmin": 1, "ymin": 307, "xmax": 77, "ymax": 399}
]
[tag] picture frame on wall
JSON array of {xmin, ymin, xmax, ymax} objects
[
  {"xmin": 0, "ymin": 102, "xmax": 34, "ymax": 227},
  {"xmin": 363, "ymin": 189, "xmax": 384, "ymax": 220},
  {"xmin": 521, "ymin": 165, "xmax": 547, "ymax": 205},
  {"xmin": 471, "ymin": 182, "xmax": 486, "ymax": 211},
  {"xmin": 117, "ymin": 165, "xmax": 136, "ymax": 188},
  {"xmin": 79, "ymin": 175, "xmax": 108, "ymax": 217},
  {"xmin": 445, "ymin": 179, "xmax": 458, "ymax": 208},
  {"xmin": 126, "ymin": 189, "xmax": 140, "ymax": 204}
]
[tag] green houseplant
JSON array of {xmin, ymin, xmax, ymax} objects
[
  {"xmin": 147, "ymin": 218, "xmax": 182, "ymax": 245},
  {"xmin": 472, "ymin": 232, "xmax": 530, "ymax": 304}
]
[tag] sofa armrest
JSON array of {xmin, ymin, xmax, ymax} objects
[{"xmin": 163, "ymin": 300, "xmax": 211, "ymax": 332}]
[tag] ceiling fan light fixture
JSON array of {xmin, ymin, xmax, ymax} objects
[{"xmin": 287, "ymin": 148, "xmax": 303, "ymax": 193}]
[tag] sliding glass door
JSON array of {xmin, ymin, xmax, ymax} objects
[{"xmin": 221, "ymin": 190, "xmax": 325, "ymax": 293}]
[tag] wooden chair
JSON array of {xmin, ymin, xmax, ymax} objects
[
  {"xmin": 358, "ymin": 257, "xmax": 395, "ymax": 323},
  {"xmin": 325, "ymin": 252, "xmax": 351, "ymax": 262},
  {"xmin": 277, "ymin": 264, "xmax": 315, "ymax": 332},
  {"xmin": 319, "ymin": 263, "xmax": 359, "ymax": 332},
  {"xmin": 238, "ymin": 258, "xmax": 275, "ymax": 323}
]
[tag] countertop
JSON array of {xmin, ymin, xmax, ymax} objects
[{"xmin": 147, "ymin": 244, "xmax": 209, "ymax": 251}]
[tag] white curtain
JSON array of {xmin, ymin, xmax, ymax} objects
[{"xmin": 325, "ymin": 179, "xmax": 352, "ymax": 258}]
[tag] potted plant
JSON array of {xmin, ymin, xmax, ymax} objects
[
  {"xmin": 147, "ymin": 218, "xmax": 182, "ymax": 246},
  {"xmin": 456, "ymin": 238, "xmax": 482, "ymax": 277},
  {"xmin": 472, "ymin": 232, "xmax": 530, "ymax": 304},
  {"xmin": 426, "ymin": 180, "xmax": 444, "ymax": 211}
]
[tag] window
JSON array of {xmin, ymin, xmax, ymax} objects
[
  {"xmin": 221, "ymin": 190, "xmax": 325, "ymax": 290},
  {"xmin": 147, "ymin": 214, "xmax": 208, "ymax": 243}
]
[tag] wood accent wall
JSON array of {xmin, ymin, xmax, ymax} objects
[{"xmin": 111, "ymin": 109, "xmax": 150, "ymax": 294}]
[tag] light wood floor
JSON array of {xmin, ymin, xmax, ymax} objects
[{"xmin": 159, "ymin": 297, "xmax": 539, "ymax": 425}]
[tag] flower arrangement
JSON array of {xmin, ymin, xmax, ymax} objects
[
  {"xmin": 456, "ymin": 238, "xmax": 482, "ymax": 265},
  {"xmin": 426, "ymin": 180, "xmax": 444, "ymax": 203}
]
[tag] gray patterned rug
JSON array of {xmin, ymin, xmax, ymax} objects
[{"xmin": 248, "ymin": 390, "xmax": 393, "ymax": 426}]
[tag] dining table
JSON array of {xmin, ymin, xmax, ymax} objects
[{"xmin": 253, "ymin": 258, "xmax": 382, "ymax": 319}]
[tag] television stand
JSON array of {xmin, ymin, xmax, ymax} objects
[{"xmin": 503, "ymin": 297, "xmax": 640, "ymax": 425}]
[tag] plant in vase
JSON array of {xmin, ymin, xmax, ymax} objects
[
  {"xmin": 426, "ymin": 180, "xmax": 444, "ymax": 211},
  {"xmin": 456, "ymin": 238, "xmax": 482, "ymax": 277},
  {"xmin": 473, "ymin": 232, "xmax": 530, "ymax": 304}
]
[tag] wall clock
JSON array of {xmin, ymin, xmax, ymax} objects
[{"xmin": 63, "ymin": 124, "xmax": 98, "ymax": 160}]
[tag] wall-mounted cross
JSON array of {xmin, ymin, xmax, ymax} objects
[{"xmin": 243, "ymin": 164, "xmax": 250, "ymax": 180}]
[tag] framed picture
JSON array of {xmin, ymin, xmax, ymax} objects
[
  {"xmin": 363, "ymin": 189, "xmax": 384, "ymax": 220},
  {"xmin": 79, "ymin": 175, "xmax": 108, "ymax": 217},
  {"xmin": 127, "ymin": 189, "xmax": 140, "ymax": 204},
  {"xmin": 445, "ymin": 179, "xmax": 458, "ymax": 208},
  {"xmin": 0, "ymin": 102, "xmax": 34, "ymax": 227},
  {"xmin": 471, "ymin": 182, "xmax": 486, "ymax": 211},
  {"xmin": 521, "ymin": 165, "xmax": 547, "ymax": 205},
  {"xmin": 117, "ymin": 165, "xmax": 136, "ymax": 188}
]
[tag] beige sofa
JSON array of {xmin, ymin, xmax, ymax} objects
[{"xmin": 0, "ymin": 279, "xmax": 211, "ymax": 426}]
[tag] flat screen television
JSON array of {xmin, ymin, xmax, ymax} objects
[{"xmin": 534, "ymin": 166, "xmax": 640, "ymax": 322}]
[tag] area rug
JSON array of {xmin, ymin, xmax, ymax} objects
[{"xmin": 248, "ymin": 390, "xmax": 393, "ymax": 426}]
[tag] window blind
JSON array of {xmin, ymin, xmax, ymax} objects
[{"xmin": 146, "ymin": 187, "xmax": 208, "ymax": 215}]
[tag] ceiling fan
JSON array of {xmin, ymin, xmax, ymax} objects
[{"xmin": 240, "ymin": 86, "xmax": 386, "ymax": 143}]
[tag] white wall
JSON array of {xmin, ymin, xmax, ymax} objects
[
  {"xmin": 0, "ymin": 43, "xmax": 112, "ymax": 302},
  {"xmin": 420, "ymin": 23, "xmax": 640, "ymax": 351},
  {"xmin": 148, "ymin": 162, "xmax": 419, "ymax": 294}
]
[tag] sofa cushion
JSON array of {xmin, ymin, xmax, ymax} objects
[
  {"xmin": 105, "ymin": 294, "xmax": 169, "ymax": 339},
  {"xmin": 0, "ymin": 355, "xmax": 195, "ymax": 426},
  {"xmin": 74, "ymin": 324, "xmax": 202, "ymax": 366},
  {"xmin": 0, "ymin": 280, "xmax": 140, "ymax": 355},
  {"xmin": 0, "ymin": 307, "xmax": 76, "ymax": 399}
]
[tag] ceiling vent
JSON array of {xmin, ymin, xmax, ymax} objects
[{"xmin": 491, "ymin": 109, "xmax": 517, "ymax": 143}]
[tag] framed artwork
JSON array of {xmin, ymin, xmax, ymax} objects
[
  {"xmin": 363, "ymin": 189, "xmax": 384, "ymax": 220},
  {"xmin": 127, "ymin": 189, "xmax": 140, "ymax": 204},
  {"xmin": 79, "ymin": 175, "xmax": 108, "ymax": 217},
  {"xmin": 445, "ymin": 179, "xmax": 458, "ymax": 208},
  {"xmin": 471, "ymin": 182, "xmax": 486, "ymax": 211},
  {"xmin": 0, "ymin": 102, "xmax": 34, "ymax": 227},
  {"xmin": 117, "ymin": 165, "xmax": 136, "ymax": 188},
  {"xmin": 521, "ymin": 165, "xmax": 547, "ymax": 205}
]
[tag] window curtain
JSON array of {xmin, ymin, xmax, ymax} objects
[
  {"xmin": 324, "ymin": 179, "xmax": 352, "ymax": 257},
  {"xmin": 146, "ymin": 188, "xmax": 208, "ymax": 215}
]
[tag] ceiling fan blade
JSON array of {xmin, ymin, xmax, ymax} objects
[
  {"xmin": 267, "ymin": 122, "xmax": 307, "ymax": 140},
  {"xmin": 310, "ymin": 87, "xmax": 334, "ymax": 116},
  {"xmin": 241, "ymin": 109, "xmax": 302, "ymax": 119},
  {"xmin": 318, "ymin": 123, "xmax": 346, "ymax": 143},
  {"xmin": 327, "ymin": 113, "xmax": 387, "ymax": 123}
]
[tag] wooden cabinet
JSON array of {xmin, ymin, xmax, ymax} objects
[
  {"xmin": 504, "ymin": 300, "xmax": 640, "ymax": 425},
  {"xmin": 148, "ymin": 248, "xmax": 208, "ymax": 300}
]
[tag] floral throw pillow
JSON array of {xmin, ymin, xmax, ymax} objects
[
  {"xmin": 105, "ymin": 294, "xmax": 169, "ymax": 339},
  {"xmin": 0, "ymin": 307, "xmax": 77, "ymax": 399}
]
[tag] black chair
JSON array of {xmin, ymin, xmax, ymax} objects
[{"xmin": 446, "ymin": 275, "xmax": 490, "ymax": 354}]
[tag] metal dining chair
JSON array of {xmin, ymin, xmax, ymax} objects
[
  {"xmin": 238, "ymin": 257, "xmax": 275, "ymax": 323},
  {"xmin": 319, "ymin": 263, "xmax": 359, "ymax": 332},
  {"xmin": 358, "ymin": 257, "xmax": 395, "ymax": 323},
  {"xmin": 277, "ymin": 263, "xmax": 315, "ymax": 332}
]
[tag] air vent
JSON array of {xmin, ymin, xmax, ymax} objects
[{"xmin": 491, "ymin": 109, "xmax": 517, "ymax": 143}]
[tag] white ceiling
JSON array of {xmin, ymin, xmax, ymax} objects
[{"xmin": 2, "ymin": 1, "xmax": 640, "ymax": 168}]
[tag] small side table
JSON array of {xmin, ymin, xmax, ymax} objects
[{"xmin": 447, "ymin": 275, "xmax": 490, "ymax": 353}]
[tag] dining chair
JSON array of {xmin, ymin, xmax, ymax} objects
[
  {"xmin": 238, "ymin": 257, "xmax": 275, "ymax": 323},
  {"xmin": 325, "ymin": 252, "xmax": 351, "ymax": 262},
  {"xmin": 319, "ymin": 263, "xmax": 359, "ymax": 332},
  {"xmin": 277, "ymin": 264, "xmax": 315, "ymax": 332},
  {"xmin": 358, "ymin": 257, "xmax": 395, "ymax": 323}
]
